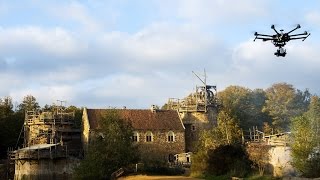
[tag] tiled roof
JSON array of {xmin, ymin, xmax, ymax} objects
[{"xmin": 86, "ymin": 109, "xmax": 184, "ymax": 131}]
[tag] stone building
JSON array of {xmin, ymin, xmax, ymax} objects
[
  {"xmin": 82, "ymin": 106, "xmax": 185, "ymax": 162},
  {"xmin": 10, "ymin": 107, "xmax": 81, "ymax": 180},
  {"xmin": 166, "ymin": 85, "xmax": 219, "ymax": 152}
]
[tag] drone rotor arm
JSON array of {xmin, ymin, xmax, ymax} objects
[
  {"xmin": 255, "ymin": 33, "xmax": 273, "ymax": 37},
  {"xmin": 255, "ymin": 37, "xmax": 273, "ymax": 41},
  {"xmin": 289, "ymin": 36, "xmax": 309, "ymax": 41},
  {"xmin": 290, "ymin": 32, "xmax": 309, "ymax": 37},
  {"xmin": 287, "ymin": 25, "xmax": 301, "ymax": 34}
]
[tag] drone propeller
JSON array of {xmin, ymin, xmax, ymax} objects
[
  {"xmin": 271, "ymin": 24, "xmax": 280, "ymax": 35},
  {"xmin": 302, "ymin": 33, "xmax": 311, "ymax": 41}
]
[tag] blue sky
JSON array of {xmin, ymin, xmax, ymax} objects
[{"xmin": 0, "ymin": 0, "xmax": 320, "ymax": 108}]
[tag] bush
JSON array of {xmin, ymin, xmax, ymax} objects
[{"xmin": 206, "ymin": 144, "xmax": 251, "ymax": 177}]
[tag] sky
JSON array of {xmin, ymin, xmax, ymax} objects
[{"xmin": 0, "ymin": 0, "xmax": 320, "ymax": 109}]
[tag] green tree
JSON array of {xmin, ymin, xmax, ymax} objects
[
  {"xmin": 191, "ymin": 110, "xmax": 242, "ymax": 176},
  {"xmin": 218, "ymin": 86, "xmax": 271, "ymax": 130},
  {"xmin": 263, "ymin": 83, "xmax": 310, "ymax": 132},
  {"xmin": 291, "ymin": 96, "xmax": 320, "ymax": 177},
  {"xmin": 0, "ymin": 96, "xmax": 24, "ymax": 158},
  {"xmin": 207, "ymin": 145, "xmax": 251, "ymax": 177},
  {"xmin": 66, "ymin": 105, "xmax": 83, "ymax": 128},
  {"xmin": 18, "ymin": 95, "xmax": 40, "ymax": 112},
  {"xmin": 73, "ymin": 110, "xmax": 138, "ymax": 179}
]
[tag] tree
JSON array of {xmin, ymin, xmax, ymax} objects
[
  {"xmin": 247, "ymin": 143, "xmax": 270, "ymax": 175},
  {"xmin": 18, "ymin": 95, "xmax": 40, "ymax": 112},
  {"xmin": 66, "ymin": 105, "xmax": 83, "ymax": 128},
  {"xmin": 263, "ymin": 83, "xmax": 310, "ymax": 132},
  {"xmin": 191, "ymin": 110, "xmax": 243, "ymax": 176},
  {"xmin": 0, "ymin": 96, "xmax": 24, "ymax": 158},
  {"xmin": 291, "ymin": 96, "xmax": 320, "ymax": 177},
  {"xmin": 218, "ymin": 86, "xmax": 271, "ymax": 131},
  {"xmin": 206, "ymin": 145, "xmax": 251, "ymax": 177},
  {"xmin": 73, "ymin": 110, "xmax": 138, "ymax": 179},
  {"xmin": 218, "ymin": 86, "xmax": 252, "ymax": 126}
]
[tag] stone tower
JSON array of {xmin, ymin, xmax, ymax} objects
[{"xmin": 167, "ymin": 84, "xmax": 219, "ymax": 152}]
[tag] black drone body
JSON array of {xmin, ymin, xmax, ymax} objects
[{"xmin": 254, "ymin": 24, "xmax": 310, "ymax": 57}]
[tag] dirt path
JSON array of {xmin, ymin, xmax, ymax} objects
[{"xmin": 118, "ymin": 175, "xmax": 203, "ymax": 180}]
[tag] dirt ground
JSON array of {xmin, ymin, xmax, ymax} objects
[{"xmin": 118, "ymin": 175, "xmax": 203, "ymax": 180}]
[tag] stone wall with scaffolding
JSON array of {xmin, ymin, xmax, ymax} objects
[
  {"xmin": 9, "ymin": 106, "xmax": 81, "ymax": 180},
  {"xmin": 245, "ymin": 127, "xmax": 294, "ymax": 176},
  {"xmin": 166, "ymin": 83, "xmax": 219, "ymax": 152},
  {"xmin": 167, "ymin": 85, "xmax": 218, "ymax": 113},
  {"xmin": 24, "ymin": 108, "xmax": 77, "ymax": 147}
]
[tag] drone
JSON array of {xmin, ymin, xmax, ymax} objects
[{"xmin": 253, "ymin": 24, "xmax": 310, "ymax": 57}]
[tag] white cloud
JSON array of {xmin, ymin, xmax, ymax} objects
[
  {"xmin": 0, "ymin": 26, "xmax": 83, "ymax": 57},
  {"xmin": 306, "ymin": 11, "xmax": 320, "ymax": 27},
  {"xmin": 157, "ymin": 0, "xmax": 269, "ymax": 25},
  {"xmin": 9, "ymin": 84, "xmax": 75, "ymax": 107},
  {"xmin": 48, "ymin": 1, "xmax": 102, "ymax": 32},
  {"xmin": 0, "ymin": 1, "xmax": 319, "ymax": 109},
  {"xmin": 228, "ymin": 38, "xmax": 320, "ymax": 92}
]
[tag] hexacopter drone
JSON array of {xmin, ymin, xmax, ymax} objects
[{"xmin": 253, "ymin": 24, "xmax": 310, "ymax": 57}]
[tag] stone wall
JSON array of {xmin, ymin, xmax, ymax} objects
[
  {"xmin": 181, "ymin": 107, "xmax": 217, "ymax": 152},
  {"xmin": 137, "ymin": 130, "xmax": 185, "ymax": 164},
  {"xmin": 81, "ymin": 108, "xmax": 90, "ymax": 152},
  {"xmin": 269, "ymin": 146, "xmax": 295, "ymax": 177},
  {"xmin": 136, "ymin": 130, "xmax": 185, "ymax": 153},
  {"xmin": 14, "ymin": 158, "xmax": 80, "ymax": 180}
]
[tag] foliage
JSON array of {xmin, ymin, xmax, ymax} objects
[
  {"xmin": 262, "ymin": 122, "xmax": 273, "ymax": 135},
  {"xmin": 206, "ymin": 145, "xmax": 251, "ymax": 177},
  {"xmin": 73, "ymin": 110, "xmax": 139, "ymax": 179},
  {"xmin": 0, "ymin": 97, "xmax": 24, "ymax": 158},
  {"xmin": 246, "ymin": 143, "xmax": 270, "ymax": 175},
  {"xmin": 66, "ymin": 105, "xmax": 83, "ymax": 128},
  {"xmin": 290, "ymin": 96, "xmax": 320, "ymax": 177},
  {"xmin": 196, "ymin": 110, "xmax": 242, "ymax": 151},
  {"xmin": 191, "ymin": 110, "xmax": 243, "ymax": 176},
  {"xmin": 218, "ymin": 86, "xmax": 271, "ymax": 131},
  {"xmin": 190, "ymin": 149, "xmax": 208, "ymax": 177},
  {"xmin": 18, "ymin": 95, "xmax": 40, "ymax": 112},
  {"xmin": 263, "ymin": 83, "xmax": 310, "ymax": 132}
]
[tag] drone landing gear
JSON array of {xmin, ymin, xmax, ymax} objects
[{"xmin": 274, "ymin": 47, "xmax": 286, "ymax": 57}]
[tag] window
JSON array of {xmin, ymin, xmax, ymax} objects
[
  {"xmin": 132, "ymin": 131, "xmax": 139, "ymax": 142},
  {"xmin": 167, "ymin": 131, "xmax": 175, "ymax": 142},
  {"xmin": 146, "ymin": 131, "xmax": 153, "ymax": 142},
  {"xmin": 191, "ymin": 125, "xmax": 196, "ymax": 131}
]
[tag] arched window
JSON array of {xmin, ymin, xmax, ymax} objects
[
  {"xmin": 146, "ymin": 131, "xmax": 153, "ymax": 142},
  {"xmin": 167, "ymin": 131, "xmax": 175, "ymax": 142},
  {"xmin": 132, "ymin": 131, "xmax": 139, "ymax": 142}
]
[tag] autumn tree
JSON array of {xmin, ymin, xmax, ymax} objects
[
  {"xmin": 218, "ymin": 86, "xmax": 271, "ymax": 130},
  {"xmin": 246, "ymin": 143, "xmax": 270, "ymax": 175},
  {"xmin": 191, "ymin": 110, "xmax": 243, "ymax": 176},
  {"xmin": 263, "ymin": 83, "xmax": 310, "ymax": 132}
]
